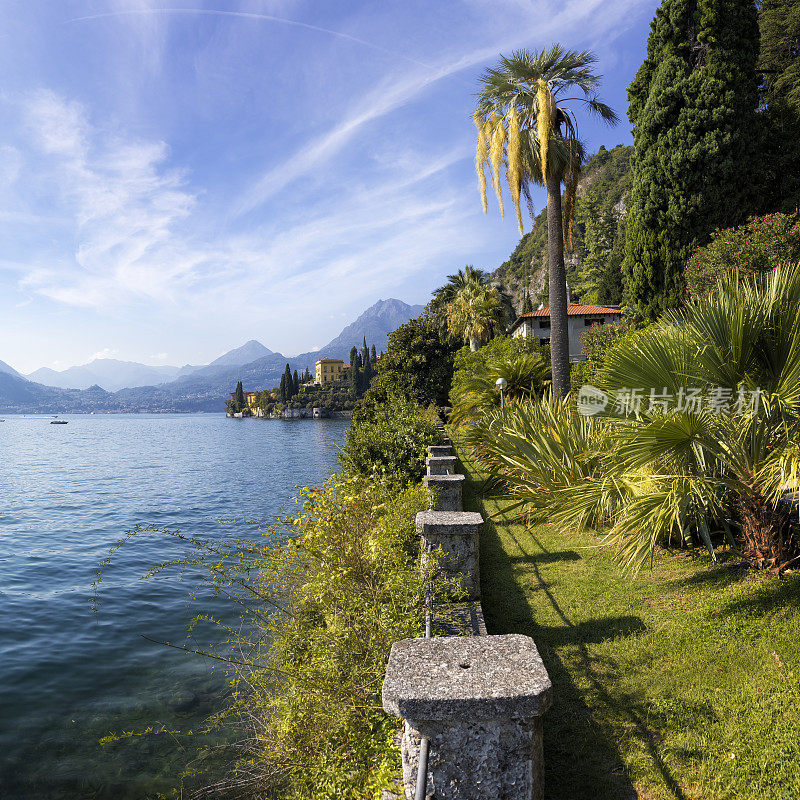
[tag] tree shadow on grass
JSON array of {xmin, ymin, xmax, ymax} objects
[
  {"xmin": 721, "ymin": 571, "xmax": 800, "ymax": 616},
  {"xmin": 506, "ymin": 549, "xmax": 582, "ymax": 564},
  {"xmin": 461, "ymin": 463, "xmax": 687, "ymax": 800}
]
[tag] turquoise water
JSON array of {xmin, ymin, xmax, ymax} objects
[{"xmin": 0, "ymin": 414, "xmax": 348, "ymax": 799}]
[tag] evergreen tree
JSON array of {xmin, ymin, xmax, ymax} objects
[
  {"xmin": 625, "ymin": 0, "xmax": 761, "ymax": 319},
  {"xmin": 370, "ymin": 344, "xmax": 377, "ymax": 363},
  {"xmin": 235, "ymin": 380, "xmax": 245, "ymax": 412},
  {"xmin": 759, "ymin": 0, "xmax": 800, "ymax": 211},
  {"xmin": 279, "ymin": 374, "xmax": 286, "ymax": 403},
  {"xmin": 362, "ymin": 349, "xmax": 373, "ymax": 389},
  {"xmin": 283, "ymin": 364, "xmax": 293, "ymax": 399},
  {"xmin": 292, "ymin": 370, "xmax": 300, "ymax": 395},
  {"xmin": 349, "ymin": 346, "xmax": 358, "ymax": 367},
  {"xmin": 351, "ymin": 353, "xmax": 362, "ymax": 395}
]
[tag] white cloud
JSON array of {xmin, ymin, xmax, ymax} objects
[
  {"xmin": 17, "ymin": 90, "xmax": 196, "ymax": 307},
  {"xmin": 89, "ymin": 348, "xmax": 118, "ymax": 361}
]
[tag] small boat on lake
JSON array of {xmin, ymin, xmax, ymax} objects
[{"xmin": 50, "ymin": 420, "xmax": 68, "ymax": 425}]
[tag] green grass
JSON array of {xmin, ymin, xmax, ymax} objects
[{"xmin": 456, "ymin": 446, "xmax": 800, "ymax": 800}]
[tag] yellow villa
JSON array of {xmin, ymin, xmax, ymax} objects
[{"xmin": 315, "ymin": 358, "xmax": 344, "ymax": 384}]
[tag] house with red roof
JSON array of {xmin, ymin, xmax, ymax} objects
[{"xmin": 509, "ymin": 304, "xmax": 622, "ymax": 360}]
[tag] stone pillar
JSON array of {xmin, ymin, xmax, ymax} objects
[
  {"xmin": 428, "ymin": 445, "xmax": 453, "ymax": 458},
  {"xmin": 382, "ymin": 634, "xmax": 552, "ymax": 800},
  {"xmin": 426, "ymin": 456, "xmax": 457, "ymax": 476},
  {"xmin": 423, "ymin": 474, "xmax": 464, "ymax": 512},
  {"xmin": 416, "ymin": 511, "xmax": 481, "ymax": 600}
]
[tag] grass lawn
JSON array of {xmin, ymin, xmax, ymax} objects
[{"xmin": 456, "ymin": 445, "xmax": 800, "ymax": 800}]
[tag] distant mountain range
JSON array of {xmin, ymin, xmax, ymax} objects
[{"xmin": 0, "ymin": 298, "xmax": 424, "ymax": 413}]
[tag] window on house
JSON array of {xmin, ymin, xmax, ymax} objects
[
  {"xmin": 539, "ymin": 320, "xmax": 550, "ymax": 330},
  {"xmin": 585, "ymin": 318, "xmax": 605, "ymax": 326}
]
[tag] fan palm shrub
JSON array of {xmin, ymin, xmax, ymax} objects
[
  {"xmin": 467, "ymin": 264, "xmax": 800, "ymax": 573},
  {"xmin": 450, "ymin": 349, "xmax": 550, "ymax": 426}
]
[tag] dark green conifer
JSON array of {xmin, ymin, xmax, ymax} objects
[
  {"xmin": 370, "ymin": 344, "xmax": 377, "ymax": 363},
  {"xmin": 292, "ymin": 370, "xmax": 300, "ymax": 395},
  {"xmin": 235, "ymin": 380, "xmax": 245, "ymax": 411},
  {"xmin": 349, "ymin": 346, "xmax": 358, "ymax": 367},
  {"xmin": 625, "ymin": 0, "xmax": 761, "ymax": 319},
  {"xmin": 283, "ymin": 364, "xmax": 293, "ymax": 399},
  {"xmin": 350, "ymin": 353, "xmax": 361, "ymax": 395},
  {"xmin": 279, "ymin": 374, "xmax": 286, "ymax": 403}
]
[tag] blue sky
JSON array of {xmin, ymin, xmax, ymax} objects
[{"xmin": 0, "ymin": 0, "xmax": 658, "ymax": 373}]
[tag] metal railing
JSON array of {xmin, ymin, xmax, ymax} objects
[{"xmin": 414, "ymin": 579, "xmax": 432, "ymax": 800}]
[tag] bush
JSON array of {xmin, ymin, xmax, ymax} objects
[
  {"xmin": 340, "ymin": 394, "xmax": 443, "ymax": 486},
  {"xmin": 570, "ymin": 322, "xmax": 641, "ymax": 389},
  {"xmin": 135, "ymin": 479, "xmax": 456, "ymax": 799},
  {"xmin": 685, "ymin": 212, "xmax": 800, "ymax": 298},
  {"xmin": 449, "ymin": 336, "xmax": 550, "ymax": 426}
]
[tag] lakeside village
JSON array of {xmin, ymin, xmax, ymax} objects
[
  {"xmin": 226, "ymin": 338, "xmax": 382, "ymax": 418},
  {"xmin": 225, "ymin": 301, "xmax": 625, "ymax": 419}
]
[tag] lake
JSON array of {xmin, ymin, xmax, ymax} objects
[{"xmin": 0, "ymin": 414, "xmax": 349, "ymax": 799}]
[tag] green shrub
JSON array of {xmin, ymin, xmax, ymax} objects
[
  {"xmin": 685, "ymin": 212, "xmax": 800, "ymax": 298},
  {"xmin": 340, "ymin": 394, "xmax": 442, "ymax": 486},
  {"xmin": 571, "ymin": 322, "xmax": 640, "ymax": 389}
]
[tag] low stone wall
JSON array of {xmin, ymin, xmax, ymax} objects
[{"xmin": 381, "ymin": 424, "xmax": 553, "ymax": 800}]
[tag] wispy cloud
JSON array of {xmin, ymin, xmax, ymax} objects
[
  {"xmin": 17, "ymin": 90, "xmax": 196, "ymax": 307},
  {"xmin": 234, "ymin": 0, "xmax": 641, "ymax": 215}
]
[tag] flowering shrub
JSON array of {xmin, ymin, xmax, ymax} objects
[{"xmin": 685, "ymin": 212, "xmax": 800, "ymax": 298}]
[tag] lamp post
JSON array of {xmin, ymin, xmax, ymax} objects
[{"xmin": 495, "ymin": 377, "xmax": 507, "ymax": 415}]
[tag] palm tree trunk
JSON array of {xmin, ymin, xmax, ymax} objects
[
  {"xmin": 469, "ymin": 336, "xmax": 480, "ymax": 352},
  {"xmin": 546, "ymin": 174, "xmax": 571, "ymax": 397}
]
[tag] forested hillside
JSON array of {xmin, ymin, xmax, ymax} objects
[{"xmin": 492, "ymin": 144, "xmax": 631, "ymax": 311}]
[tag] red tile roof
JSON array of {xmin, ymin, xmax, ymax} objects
[{"xmin": 517, "ymin": 304, "xmax": 622, "ymax": 319}]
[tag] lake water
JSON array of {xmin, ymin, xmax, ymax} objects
[{"xmin": 0, "ymin": 414, "xmax": 348, "ymax": 799}]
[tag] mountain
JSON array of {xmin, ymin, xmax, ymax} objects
[
  {"xmin": 1, "ymin": 299, "xmax": 423, "ymax": 413},
  {"xmin": 0, "ymin": 360, "xmax": 22, "ymax": 379},
  {"xmin": 207, "ymin": 340, "xmax": 273, "ymax": 367},
  {"xmin": 295, "ymin": 299, "xmax": 425, "ymax": 363},
  {"xmin": 26, "ymin": 359, "xmax": 186, "ymax": 392}
]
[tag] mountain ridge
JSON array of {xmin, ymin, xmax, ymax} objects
[{"xmin": 0, "ymin": 298, "xmax": 424, "ymax": 412}]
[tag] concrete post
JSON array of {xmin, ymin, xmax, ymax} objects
[
  {"xmin": 382, "ymin": 634, "xmax": 553, "ymax": 800},
  {"xmin": 426, "ymin": 456, "xmax": 457, "ymax": 476},
  {"xmin": 416, "ymin": 511, "xmax": 481, "ymax": 600},
  {"xmin": 423, "ymin": 474, "xmax": 464, "ymax": 512}
]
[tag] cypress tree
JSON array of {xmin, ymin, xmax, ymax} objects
[
  {"xmin": 279, "ymin": 374, "xmax": 286, "ymax": 403},
  {"xmin": 351, "ymin": 353, "xmax": 361, "ymax": 395},
  {"xmin": 235, "ymin": 380, "xmax": 245, "ymax": 411},
  {"xmin": 362, "ymin": 350, "xmax": 373, "ymax": 389},
  {"xmin": 349, "ymin": 346, "xmax": 358, "ymax": 367},
  {"xmin": 370, "ymin": 344, "xmax": 377, "ymax": 363},
  {"xmin": 283, "ymin": 364, "xmax": 293, "ymax": 399},
  {"xmin": 625, "ymin": 0, "xmax": 761, "ymax": 319},
  {"xmin": 292, "ymin": 370, "xmax": 300, "ymax": 395}
]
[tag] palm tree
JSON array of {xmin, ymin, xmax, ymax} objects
[
  {"xmin": 474, "ymin": 46, "xmax": 617, "ymax": 397},
  {"xmin": 431, "ymin": 264, "xmax": 515, "ymax": 330},
  {"xmin": 447, "ymin": 282, "xmax": 504, "ymax": 351}
]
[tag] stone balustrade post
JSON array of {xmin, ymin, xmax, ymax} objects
[
  {"xmin": 382, "ymin": 634, "xmax": 553, "ymax": 800},
  {"xmin": 428, "ymin": 445, "xmax": 453, "ymax": 458},
  {"xmin": 426, "ymin": 456, "xmax": 457, "ymax": 476},
  {"xmin": 416, "ymin": 511, "xmax": 481, "ymax": 600},
  {"xmin": 423, "ymin": 474, "xmax": 464, "ymax": 512}
]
